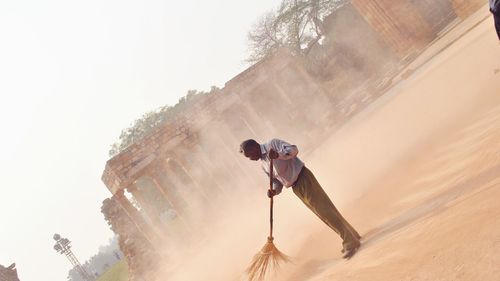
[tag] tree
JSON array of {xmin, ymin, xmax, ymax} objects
[
  {"xmin": 247, "ymin": 0, "xmax": 344, "ymax": 63},
  {"xmin": 109, "ymin": 87, "xmax": 220, "ymax": 157}
]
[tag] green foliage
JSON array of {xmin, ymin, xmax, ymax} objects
[
  {"xmin": 96, "ymin": 260, "xmax": 128, "ymax": 281},
  {"xmin": 247, "ymin": 0, "xmax": 344, "ymax": 63},
  {"xmin": 109, "ymin": 87, "xmax": 220, "ymax": 157}
]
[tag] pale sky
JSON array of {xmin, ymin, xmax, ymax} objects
[{"xmin": 0, "ymin": 1, "xmax": 280, "ymax": 280}]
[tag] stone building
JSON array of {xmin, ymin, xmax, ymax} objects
[
  {"xmin": 101, "ymin": 51, "xmax": 334, "ymax": 245},
  {"xmin": 349, "ymin": 0, "xmax": 485, "ymax": 59},
  {"xmin": 101, "ymin": 198, "xmax": 159, "ymax": 281}
]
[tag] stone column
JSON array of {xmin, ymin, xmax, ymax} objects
[
  {"xmin": 113, "ymin": 189, "xmax": 160, "ymax": 245},
  {"xmin": 154, "ymin": 160, "xmax": 192, "ymax": 210},
  {"xmin": 189, "ymin": 131, "xmax": 253, "ymax": 195},
  {"xmin": 146, "ymin": 170, "xmax": 193, "ymax": 232},
  {"xmin": 127, "ymin": 185, "xmax": 159, "ymax": 222},
  {"xmin": 166, "ymin": 157, "xmax": 214, "ymax": 202},
  {"xmin": 214, "ymin": 118, "xmax": 262, "ymax": 187},
  {"xmin": 277, "ymin": 62, "xmax": 334, "ymax": 128},
  {"xmin": 233, "ymin": 95, "xmax": 270, "ymax": 137},
  {"xmin": 236, "ymin": 92, "xmax": 276, "ymax": 134},
  {"xmin": 184, "ymin": 143, "xmax": 229, "ymax": 195}
]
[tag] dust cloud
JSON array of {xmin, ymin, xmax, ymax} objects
[
  {"xmin": 146, "ymin": 13, "xmax": 500, "ymax": 281},
  {"xmin": 144, "ymin": 9, "xmax": 500, "ymax": 281}
]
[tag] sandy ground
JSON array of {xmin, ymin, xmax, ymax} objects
[
  {"xmin": 274, "ymin": 16, "xmax": 500, "ymax": 281},
  {"xmin": 165, "ymin": 14, "xmax": 500, "ymax": 281}
]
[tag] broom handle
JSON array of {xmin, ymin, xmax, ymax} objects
[{"xmin": 269, "ymin": 158, "xmax": 274, "ymax": 239}]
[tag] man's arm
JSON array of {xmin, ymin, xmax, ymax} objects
[{"xmin": 270, "ymin": 138, "xmax": 298, "ymax": 160}]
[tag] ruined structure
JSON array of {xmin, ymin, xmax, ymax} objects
[
  {"xmin": 101, "ymin": 51, "xmax": 337, "ymax": 247},
  {"xmin": 100, "ymin": 1, "xmax": 486, "ymax": 279},
  {"xmin": 350, "ymin": 0, "xmax": 484, "ymax": 59},
  {"xmin": 101, "ymin": 198, "xmax": 160, "ymax": 281},
  {"xmin": 0, "ymin": 263, "xmax": 20, "ymax": 281}
]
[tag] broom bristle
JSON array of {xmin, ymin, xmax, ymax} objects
[{"xmin": 246, "ymin": 237, "xmax": 291, "ymax": 281}]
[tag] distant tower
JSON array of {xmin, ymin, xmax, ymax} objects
[{"xmin": 52, "ymin": 233, "xmax": 93, "ymax": 281}]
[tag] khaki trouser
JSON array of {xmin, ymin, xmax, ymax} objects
[{"xmin": 292, "ymin": 167, "xmax": 360, "ymax": 251}]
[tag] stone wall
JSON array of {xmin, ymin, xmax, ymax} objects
[
  {"xmin": 349, "ymin": 0, "xmax": 485, "ymax": 59},
  {"xmin": 101, "ymin": 197, "xmax": 159, "ymax": 281}
]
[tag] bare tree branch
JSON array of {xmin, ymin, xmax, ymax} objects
[{"xmin": 247, "ymin": 0, "xmax": 345, "ymax": 63}]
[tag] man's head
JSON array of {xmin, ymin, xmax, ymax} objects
[{"xmin": 240, "ymin": 139, "xmax": 261, "ymax": 161}]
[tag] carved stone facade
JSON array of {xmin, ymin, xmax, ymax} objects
[{"xmin": 101, "ymin": 197, "xmax": 160, "ymax": 281}]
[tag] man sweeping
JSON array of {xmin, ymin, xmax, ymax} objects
[{"xmin": 240, "ymin": 138, "xmax": 361, "ymax": 259}]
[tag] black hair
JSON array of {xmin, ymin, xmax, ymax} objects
[{"xmin": 239, "ymin": 139, "xmax": 259, "ymax": 153}]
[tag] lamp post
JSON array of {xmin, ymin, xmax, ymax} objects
[{"xmin": 53, "ymin": 233, "xmax": 93, "ymax": 281}]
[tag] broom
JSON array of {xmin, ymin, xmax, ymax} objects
[{"xmin": 246, "ymin": 158, "xmax": 291, "ymax": 281}]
